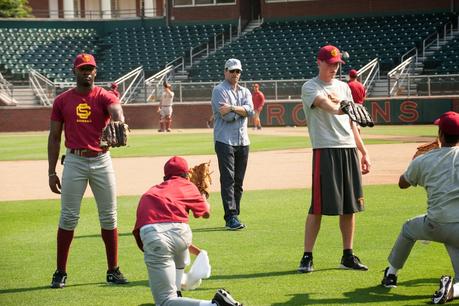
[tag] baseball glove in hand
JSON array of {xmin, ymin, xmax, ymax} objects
[
  {"xmin": 412, "ymin": 138, "xmax": 440, "ymax": 159},
  {"xmin": 100, "ymin": 121, "xmax": 129, "ymax": 148},
  {"xmin": 339, "ymin": 100, "xmax": 375, "ymax": 127},
  {"xmin": 188, "ymin": 161, "xmax": 212, "ymax": 199}
]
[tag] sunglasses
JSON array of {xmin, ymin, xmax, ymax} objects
[{"xmin": 228, "ymin": 69, "xmax": 241, "ymax": 74}]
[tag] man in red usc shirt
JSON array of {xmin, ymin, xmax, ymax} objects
[{"xmin": 47, "ymin": 53, "xmax": 128, "ymax": 288}]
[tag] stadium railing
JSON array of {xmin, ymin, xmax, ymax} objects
[{"xmin": 0, "ymin": 72, "xmax": 15, "ymax": 105}]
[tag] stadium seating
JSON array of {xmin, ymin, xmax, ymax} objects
[
  {"xmin": 422, "ymin": 37, "xmax": 459, "ymax": 75},
  {"xmin": 96, "ymin": 23, "xmax": 231, "ymax": 80},
  {"xmin": 189, "ymin": 12, "xmax": 453, "ymax": 82},
  {"xmin": 0, "ymin": 12, "xmax": 454, "ymax": 83},
  {"xmin": 0, "ymin": 27, "xmax": 97, "ymax": 81},
  {"xmin": 0, "ymin": 23, "xmax": 231, "ymax": 82}
]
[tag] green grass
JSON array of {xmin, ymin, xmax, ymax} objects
[
  {"xmin": 0, "ymin": 125, "xmax": 435, "ymax": 161},
  {"xmin": 0, "ymin": 186, "xmax": 451, "ymax": 305},
  {"xmin": 360, "ymin": 124, "xmax": 437, "ymax": 137}
]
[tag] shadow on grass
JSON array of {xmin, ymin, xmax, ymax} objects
[
  {"xmin": 271, "ymin": 277, "xmax": 437, "ymax": 305},
  {"xmin": 74, "ymin": 227, "xmax": 228, "ymax": 240},
  {"xmin": 0, "ymin": 279, "xmax": 150, "ymax": 294},
  {"xmin": 211, "ymin": 269, "xmax": 311, "ymax": 280}
]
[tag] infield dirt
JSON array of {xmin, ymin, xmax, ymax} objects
[{"xmin": 0, "ymin": 127, "xmax": 431, "ymax": 201}]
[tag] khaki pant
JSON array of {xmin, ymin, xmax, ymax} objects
[
  {"xmin": 141, "ymin": 223, "xmax": 203, "ymax": 306},
  {"xmin": 60, "ymin": 150, "xmax": 117, "ymax": 230}
]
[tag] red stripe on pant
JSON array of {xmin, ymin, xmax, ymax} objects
[{"xmin": 312, "ymin": 149, "xmax": 322, "ymax": 214}]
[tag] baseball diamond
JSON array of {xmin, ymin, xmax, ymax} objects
[{"xmin": 1, "ymin": 0, "xmax": 459, "ymax": 305}]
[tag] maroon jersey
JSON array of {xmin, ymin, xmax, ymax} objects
[
  {"xmin": 348, "ymin": 80, "xmax": 366, "ymax": 105},
  {"xmin": 50, "ymin": 86, "xmax": 119, "ymax": 151}
]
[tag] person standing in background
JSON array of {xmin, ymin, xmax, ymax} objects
[
  {"xmin": 158, "ymin": 82, "xmax": 174, "ymax": 132},
  {"xmin": 211, "ymin": 58, "xmax": 254, "ymax": 230},
  {"xmin": 251, "ymin": 83, "xmax": 265, "ymax": 130},
  {"xmin": 347, "ymin": 69, "xmax": 366, "ymax": 105}
]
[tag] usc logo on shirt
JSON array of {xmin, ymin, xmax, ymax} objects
[{"xmin": 76, "ymin": 103, "xmax": 92, "ymax": 123}]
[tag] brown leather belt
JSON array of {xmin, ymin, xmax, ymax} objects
[{"xmin": 70, "ymin": 149, "xmax": 107, "ymax": 157}]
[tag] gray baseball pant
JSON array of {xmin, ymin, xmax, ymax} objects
[
  {"xmin": 388, "ymin": 214, "xmax": 459, "ymax": 282},
  {"xmin": 59, "ymin": 150, "xmax": 117, "ymax": 230},
  {"xmin": 140, "ymin": 223, "xmax": 203, "ymax": 306}
]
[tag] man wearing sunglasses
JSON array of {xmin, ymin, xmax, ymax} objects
[{"xmin": 211, "ymin": 58, "xmax": 254, "ymax": 230}]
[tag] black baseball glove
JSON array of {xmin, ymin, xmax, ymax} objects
[
  {"xmin": 339, "ymin": 100, "xmax": 374, "ymax": 127},
  {"xmin": 100, "ymin": 121, "xmax": 129, "ymax": 148}
]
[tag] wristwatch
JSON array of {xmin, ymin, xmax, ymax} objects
[{"xmin": 230, "ymin": 105, "xmax": 235, "ymax": 112}]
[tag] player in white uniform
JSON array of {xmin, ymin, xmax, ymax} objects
[
  {"xmin": 158, "ymin": 82, "xmax": 175, "ymax": 132},
  {"xmin": 298, "ymin": 45, "xmax": 371, "ymax": 273},
  {"xmin": 382, "ymin": 111, "xmax": 459, "ymax": 305}
]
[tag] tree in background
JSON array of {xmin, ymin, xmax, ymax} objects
[{"xmin": 0, "ymin": 0, "xmax": 32, "ymax": 18}]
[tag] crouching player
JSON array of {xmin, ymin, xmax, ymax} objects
[{"xmin": 133, "ymin": 156, "xmax": 243, "ymax": 306}]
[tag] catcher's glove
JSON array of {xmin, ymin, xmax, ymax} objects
[
  {"xmin": 340, "ymin": 100, "xmax": 375, "ymax": 127},
  {"xmin": 188, "ymin": 161, "xmax": 212, "ymax": 199},
  {"xmin": 100, "ymin": 121, "xmax": 129, "ymax": 148},
  {"xmin": 412, "ymin": 138, "xmax": 440, "ymax": 159}
]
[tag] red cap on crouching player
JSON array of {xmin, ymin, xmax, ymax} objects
[
  {"xmin": 164, "ymin": 156, "xmax": 189, "ymax": 177},
  {"xmin": 73, "ymin": 53, "xmax": 97, "ymax": 68},
  {"xmin": 434, "ymin": 111, "xmax": 459, "ymax": 136},
  {"xmin": 317, "ymin": 45, "xmax": 345, "ymax": 64}
]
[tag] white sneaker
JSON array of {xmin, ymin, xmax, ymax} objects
[{"xmin": 432, "ymin": 275, "xmax": 454, "ymax": 304}]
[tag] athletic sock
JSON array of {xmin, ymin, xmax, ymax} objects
[
  {"xmin": 387, "ymin": 264, "xmax": 398, "ymax": 276},
  {"xmin": 453, "ymin": 282, "xmax": 459, "ymax": 298},
  {"xmin": 343, "ymin": 249, "xmax": 353, "ymax": 257},
  {"xmin": 303, "ymin": 252, "xmax": 312, "ymax": 258},
  {"xmin": 101, "ymin": 228, "xmax": 118, "ymax": 271},
  {"xmin": 57, "ymin": 228, "xmax": 74, "ymax": 272},
  {"xmin": 176, "ymin": 268, "xmax": 184, "ymax": 290}
]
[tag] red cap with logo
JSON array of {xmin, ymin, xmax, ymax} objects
[
  {"xmin": 317, "ymin": 45, "xmax": 345, "ymax": 64},
  {"xmin": 73, "ymin": 53, "xmax": 97, "ymax": 69},
  {"xmin": 434, "ymin": 111, "xmax": 459, "ymax": 136},
  {"xmin": 349, "ymin": 69, "xmax": 358, "ymax": 78},
  {"xmin": 164, "ymin": 156, "xmax": 189, "ymax": 177}
]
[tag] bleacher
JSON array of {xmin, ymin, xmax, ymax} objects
[
  {"xmin": 96, "ymin": 23, "xmax": 231, "ymax": 80},
  {"xmin": 0, "ymin": 12, "xmax": 455, "ymax": 86},
  {"xmin": 0, "ymin": 28, "xmax": 97, "ymax": 82},
  {"xmin": 423, "ymin": 37, "xmax": 459, "ymax": 75},
  {"xmin": 0, "ymin": 23, "xmax": 231, "ymax": 82},
  {"xmin": 189, "ymin": 12, "xmax": 453, "ymax": 82}
]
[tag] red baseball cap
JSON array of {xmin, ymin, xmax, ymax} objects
[
  {"xmin": 73, "ymin": 53, "xmax": 97, "ymax": 69},
  {"xmin": 317, "ymin": 45, "xmax": 345, "ymax": 64},
  {"xmin": 349, "ymin": 69, "xmax": 358, "ymax": 78},
  {"xmin": 434, "ymin": 111, "xmax": 459, "ymax": 136},
  {"xmin": 164, "ymin": 156, "xmax": 189, "ymax": 177}
]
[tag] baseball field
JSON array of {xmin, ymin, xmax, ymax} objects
[{"xmin": 0, "ymin": 125, "xmax": 452, "ymax": 306}]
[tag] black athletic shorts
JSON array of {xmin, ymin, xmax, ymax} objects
[{"xmin": 309, "ymin": 148, "xmax": 364, "ymax": 215}]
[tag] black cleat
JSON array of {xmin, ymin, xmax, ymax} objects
[
  {"xmin": 212, "ymin": 288, "xmax": 243, "ymax": 306},
  {"xmin": 340, "ymin": 254, "xmax": 368, "ymax": 271},
  {"xmin": 432, "ymin": 275, "xmax": 454, "ymax": 304},
  {"xmin": 381, "ymin": 267, "xmax": 397, "ymax": 288},
  {"xmin": 297, "ymin": 255, "xmax": 314, "ymax": 273},
  {"xmin": 51, "ymin": 270, "xmax": 67, "ymax": 289},
  {"xmin": 107, "ymin": 266, "xmax": 129, "ymax": 284}
]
